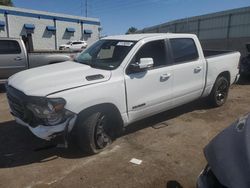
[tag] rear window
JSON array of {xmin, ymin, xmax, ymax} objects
[
  {"xmin": 170, "ymin": 38, "xmax": 199, "ymax": 64},
  {"xmin": 0, "ymin": 40, "xmax": 21, "ymax": 54}
]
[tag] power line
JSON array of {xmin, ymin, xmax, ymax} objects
[
  {"xmin": 89, "ymin": 0, "xmax": 164, "ymax": 14},
  {"xmin": 91, "ymin": 0, "xmax": 156, "ymax": 11},
  {"xmin": 85, "ymin": 0, "xmax": 88, "ymax": 17}
]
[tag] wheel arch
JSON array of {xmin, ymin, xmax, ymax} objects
[
  {"xmin": 208, "ymin": 71, "xmax": 230, "ymax": 107},
  {"xmin": 217, "ymin": 71, "xmax": 230, "ymax": 83},
  {"xmin": 76, "ymin": 103, "xmax": 124, "ymax": 134},
  {"xmin": 203, "ymin": 71, "xmax": 231, "ymax": 98}
]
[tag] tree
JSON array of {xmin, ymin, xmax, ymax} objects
[
  {"xmin": 0, "ymin": 0, "xmax": 14, "ymax": 6},
  {"xmin": 126, "ymin": 27, "xmax": 138, "ymax": 34}
]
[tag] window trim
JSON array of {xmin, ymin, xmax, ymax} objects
[
  {"xmin": 126, "ymin": 39, "xmax": 170, "ymax": 75},
  {"xmin": 0, "ymin": 40, "xmax": 22, "ymax": 55},
  {"xmin": 169, "ymin": 38, "xmax": 199, "ymax": 65}
]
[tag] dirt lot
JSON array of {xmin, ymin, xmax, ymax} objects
[{"xmin": 0, "ymin": 79, "xmax": 250, "ymax": 188}]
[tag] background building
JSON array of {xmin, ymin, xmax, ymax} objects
[
  {"xmin": 137, "ymin": 6, "xmax": 250, "ymax": 57},
  {"xmin": 0, "ymin": 5, "xmax": 101, "ymax": 51}
]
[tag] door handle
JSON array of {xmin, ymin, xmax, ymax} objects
[
  {"xmin": 14, "ymin": 57, "xmax": 23, "ymax": 61},
  {"xmin": 194, "ymin": 66, "xmax": 202, "ymax": 73},
  {"xmin": 160, "ymin": 73, "xmax": 171, "ymax": 81}
]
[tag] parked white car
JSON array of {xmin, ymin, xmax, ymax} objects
[
  {"xmin": 6, "ymin": 33, "xmax": 240, "ymax": 154},
  {"xmin": 59, "ymin": 41, "xmax": 87, "ymax": 51}
]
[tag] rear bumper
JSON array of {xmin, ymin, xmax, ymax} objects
[{"xmin": 14, "ymin": 115, "xmax": 77, "ymax": 140}]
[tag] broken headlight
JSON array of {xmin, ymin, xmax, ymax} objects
[{"xmin": 27, "ymin": 97, "xmax": 73, "ymax": 126}]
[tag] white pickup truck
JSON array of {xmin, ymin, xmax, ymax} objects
[{"xmin": 6, "ymin": 33, "xmax": 240, "ymax": 154}]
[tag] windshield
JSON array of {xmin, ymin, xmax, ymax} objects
[{"xmin": 76, "ymin": 40, "xmax": 136, "ymax": 70}]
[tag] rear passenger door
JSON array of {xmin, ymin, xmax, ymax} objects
[
  {"xmin": 0, "ymin": 40, "xmax": 27, "ymax": 79},
  {"xmin": 169, "ymin": 38, "xmax": 205, "ymax": 106}
]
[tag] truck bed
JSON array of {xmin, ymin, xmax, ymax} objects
[
  {"xmin": 203, "ymin": 49, "xmax": 235, "ymax": 58},
  {"xmin": 203, "ymin": 50, "xmax": 240, "ymax": 98}
]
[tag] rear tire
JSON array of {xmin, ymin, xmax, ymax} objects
[
  {"xmin": 76, "ymin": 110, "xmax": 115, "ymax": 154},
  {"xmin": 208, "ymin": 76, "xmax": 229, "ymax": 107}
]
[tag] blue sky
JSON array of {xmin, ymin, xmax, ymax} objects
[{"xmin": 12, "ymin": 0, "xmax": 250, "ymax": 35}]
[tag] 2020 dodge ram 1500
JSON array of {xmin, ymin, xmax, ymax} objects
[
  {"xmin": 6, "ymin": 34, "xmax": 240, "ymax": 154},
  {"xmin": 0, "ymin": 38, "xmax": 72, "ymax": 84}
]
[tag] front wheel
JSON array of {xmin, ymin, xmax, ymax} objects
[
  {"xmin": 76, "ymin": 111, "xmax": 114, "ymax": 154},
  {"xmin": 209, "ymin": 76, "xmax": 229, "ymax": 107}
]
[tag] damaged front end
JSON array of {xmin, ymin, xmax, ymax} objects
[
  {"xmin": 6, "ymin": 84, "xmax": 77, "ymax": 143},
  {"xmin": 197, "ymin": 113, "xmax": 250, "ymax": 188}
]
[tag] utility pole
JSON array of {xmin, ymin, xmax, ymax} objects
[
  {"xmin": 85, "ymin": 0, "xmax": 88, "ymax": 17},
  {"xmin": 81, "ymin": 0, "xmax": 83, "ymax": 16}
]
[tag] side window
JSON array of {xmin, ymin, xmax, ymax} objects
[
  {"xmin": 72, "ymin": 42, "xmax": 82, "ymax": 45},
  {"xmin": 134, "ymin": 40, "xmax": 167, "ymax": 68},
  {"xmin": 0, "ymin": 40, "xmax": 21, "ymax": 54},
  {"xmin": 170, "ymin": 38, "xmax": 199, "ymax": 64}
]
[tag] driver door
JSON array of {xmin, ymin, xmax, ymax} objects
[{"xmin": 125, "ymin": 40, "xmax": 173, "ymax": 122}]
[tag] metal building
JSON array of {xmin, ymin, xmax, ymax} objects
[
  {"xmin": 0, "ymin": 5, "xmax": 101, "ymax": 51},
  {"xmin": 137, "ymin": 6, "xmax": 250, "ymax": 56}
]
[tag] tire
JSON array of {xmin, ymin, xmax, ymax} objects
[
  {"xmin": 76, "ymin": 110, "xmax": 115, "ymax": 154},
  {"xmin": 209, "ymin": 76, "xmax": 229, "ymax": 107}
]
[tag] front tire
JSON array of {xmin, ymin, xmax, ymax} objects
[
  {"xmin": 209, "ymin": 76, "xmax": 229, "ymax": 107},
  {"xmin": 76, "ymin": 111, "xmax": 113, "ymax": 154}
]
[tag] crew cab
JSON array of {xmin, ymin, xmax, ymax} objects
[
  {"xmin": 0, "ymin": 38, "xmax": 72, "ymax": 84},
  {"xmin": 6, "ymin": 33, "xmax": 240, "ymax": 154}
]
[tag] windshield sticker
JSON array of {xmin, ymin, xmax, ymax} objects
[{"xmin": 117, "ymin": 42, "xmax": 134, "ymax": 46}]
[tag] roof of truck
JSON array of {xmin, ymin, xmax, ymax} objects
[{"xmin": 103, "ymin": 33, "xmax": 196, "ymax": 41}]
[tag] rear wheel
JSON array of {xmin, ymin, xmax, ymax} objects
[
  {"xmin": 209, "ymin": 76, "xmax": 229, "ymax": 107},
  {"xmin": 76, "ymin": 111, "xmax": 114, "ymax": 154}
]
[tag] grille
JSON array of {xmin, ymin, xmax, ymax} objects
[
  {"xmin": 6, "ymin": 85, "xmax": 29, "ymax": 122},
  {"xmin": 8, "ymin": 93, "xmax": 26, "ymax": 119},
  {"xmin": 6, "ymin": 85, "xmax": 42, "ymax": 127}
]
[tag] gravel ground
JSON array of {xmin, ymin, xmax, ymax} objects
[{"xmin": 0, "ymin": 78, "xmax": 250, "ymax": 188}]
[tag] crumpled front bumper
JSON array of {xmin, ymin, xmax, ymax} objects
[{"xmin": 14, "ymin": 115, "xmax": 77, "ymax": 141}]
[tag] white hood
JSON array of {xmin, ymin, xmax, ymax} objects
[{"xmin": 8, "ymin": 61, "xmax": 111, "ymax": 96}]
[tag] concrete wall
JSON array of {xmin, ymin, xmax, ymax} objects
[
  {"xmin": 0, "ymin": 5, "xmax": 101, "ymax": 50},
  {"xmin": 82, "ymin": 23, "xmax": 100, "ymax": 46},
  {"xmin": 0, "ymin": 13, "xmax": 7, "ymax": 37},
  {"xmin": 7, "ymin": 15, "xmax": 56, "ymax": 50},
  {"xmin": 56, "ymin": 20, "xmax": 81, "ymax": 48},
  {"xmin": 138, "ymin": 6, "xmax": 250, "ymax": 57},
  {"xmin": 201, "ymin": 37, "xmax": 250, "ymax": 57}
]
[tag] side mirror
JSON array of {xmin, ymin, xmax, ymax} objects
[{"xmin": 130, "ymin": 58, "xmax": 154, "ymax": 72}]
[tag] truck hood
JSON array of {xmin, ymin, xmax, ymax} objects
[
  {"xmin": 8, "ymin": 61, "xmax": 111, "ymax": 96},
  {"xmin": 204, "ymin": 113, "xmax": 250, "ymax": 188}
]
